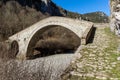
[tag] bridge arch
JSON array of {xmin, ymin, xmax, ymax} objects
[
  {"xmin": 26, "ymin": 25, "xmax": 81, "ymax": 58},
  {"xmin": 8, "ymin": 17, "xmax": 93, "ymax": 59}
]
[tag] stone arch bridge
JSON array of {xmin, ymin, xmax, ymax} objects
[{"xmin": 7, "ymin": 17, "xmax": 93, "ymax": 59}]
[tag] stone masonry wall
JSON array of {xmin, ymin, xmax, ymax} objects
[{"xmin": 110, "ymin": 0, "xmax": 120, "ymax": 36}]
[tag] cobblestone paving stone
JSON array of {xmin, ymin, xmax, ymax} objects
[{"xmin": 67, "ymin": 25, "xmax": 120, "ymax": 80}]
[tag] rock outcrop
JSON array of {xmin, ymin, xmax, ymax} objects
[{"xmin": 110, "ymin": 0, "xmax": 120, "ymax": 36}]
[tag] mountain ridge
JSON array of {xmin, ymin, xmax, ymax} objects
[{"xmin": 81, "ymin": 11, "xmax": 109, "ymax": 23}]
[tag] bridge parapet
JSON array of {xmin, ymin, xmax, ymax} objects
[{"xmin": 81, "ymin": 24, "xmax": 93, "ymax": 45}]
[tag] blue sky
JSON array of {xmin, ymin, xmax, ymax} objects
[{"xmin": 52, "ymin": 0, "xmax": 110, "ymax": 16}]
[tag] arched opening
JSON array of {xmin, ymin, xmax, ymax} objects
[
  {"xmin": 26, "ymin": 25, "xmax": 81, "ymax": 59},
  {"xmin": 10, "ymin": 40, "xmax": 19, "ymax": 59}
]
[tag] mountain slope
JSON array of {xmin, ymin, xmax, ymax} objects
[
  {"xmin": 82, "ymin": 11, "xmax": 109, "ymax": 23},
  {"xmin": 0, "ymin": 0, "xmax": 66, "ymax": 40}
]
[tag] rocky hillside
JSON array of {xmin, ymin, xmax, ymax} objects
[
  {"xmin": 81, "ymin": 11, "xmax": 109, "ymax": 23},
  {"xmin": 110, "ymin": 0, "xmax": 120, "ymax": 36},
  {"xmin": 0, "ymin": 0, "xmax": 65, "ymax": 16},
  {"xmin": 65, "ymin": 11, "xmax": 109, "ymax": 23},
  {"xmin": 0, "ymin": 0, "xmax": 66, "ymax": 40},
  {"xmin": 0, "ymin": 0, "xmax": 109, "ymax": 41}
]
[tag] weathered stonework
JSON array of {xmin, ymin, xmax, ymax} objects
[
  {"xmin": 7, "ymin": 17, "xmax": 93, "ymax": 60},
  {"xmin": 110, "ymin": 0, "xmax": 120, "ymax": 36}
]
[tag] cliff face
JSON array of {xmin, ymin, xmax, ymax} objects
[
  {"xmin": 110, "ymin": 0, "xmax": 120, "ymax": 36},
  {"xmin": 1, "ymin": 0, "xmax": 64, "ymax": 16}
]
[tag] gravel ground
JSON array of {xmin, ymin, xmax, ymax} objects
[{"xmin": 0, "ymin": 53, "xmax": 75, "ymax": 80}]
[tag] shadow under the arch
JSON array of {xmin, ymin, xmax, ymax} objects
[
  {"xmin": 27, "ymin": 38, "xmax": 79, "ymax": 60},
  {"xmin": 29, "ymin": 49, "xmax": 75, "ymax": 60},
  {"xmin": 27, "ymin": 38, "xmax": 80, "ymax": 60}
]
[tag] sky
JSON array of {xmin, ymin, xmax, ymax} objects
[{"xmin": 52, "ymin": 0, "xmax": 110, "ymax": 16}]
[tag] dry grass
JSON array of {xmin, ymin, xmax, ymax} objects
[
  {"xmin": 0, "ymin": 0, "xmax": 48, "ymax": 40},
  {"xmin": 0, "ymin": 59, "xmax": 58, "ymax": 80},
  {"xmin": 0, "ymin": 41, "xmax": 60, "ymax": 80},
  {"xmin": 0, "ymin": 42, "xmax": 12, "ymax": 61}
]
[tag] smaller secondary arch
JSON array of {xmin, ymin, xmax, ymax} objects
[{"xmin": 10, "ymin": 40, "xmax": 19, "ymax": 59}]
